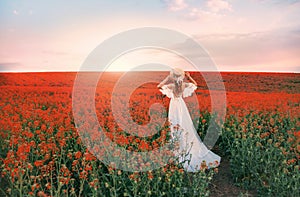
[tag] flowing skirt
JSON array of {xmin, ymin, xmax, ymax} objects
[{"xmin": 169, "ymin": 97, "xmax": 221, "ymax": 172}]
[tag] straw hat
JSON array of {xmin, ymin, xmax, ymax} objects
[{"xmin": 171, "ymin": 67, "xmax": 185, "ymax": 78}]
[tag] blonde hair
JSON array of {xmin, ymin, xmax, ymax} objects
[{"xmin": 171, "ymin": 68, "xmax": 185, "ymax": 97}]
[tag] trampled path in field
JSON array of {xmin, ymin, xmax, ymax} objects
[{"xmin": 208, "ymin": 153, "xmax": 257, "ymax": 197}]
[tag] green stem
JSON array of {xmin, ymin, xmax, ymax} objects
[{"xmin": 79, "ymin": 180, "xmax": 84, "ymax": 197}]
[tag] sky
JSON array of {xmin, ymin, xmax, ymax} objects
[{"xmin": 0, "ymin": 0, "xmax": 299, "ymax": 72}]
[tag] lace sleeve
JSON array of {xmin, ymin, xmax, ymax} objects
[
  {"xmin": 159, "ymin": 85, "xmax": 173, "ymax": 98},
  {"xmin": 183, "ymin": 83, "xmax": 197, "ymax": 98}
]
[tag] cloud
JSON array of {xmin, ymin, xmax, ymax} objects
[
  {"xmin": 184, "ymin": 7, "xmax": 222, "ymax": 21},
  {"xmin": 162, "ymin": 0, "xmax": 188, "ymax": 11},
  {"xmin": 206, "ymin": 0, "xmax": 233, "ymax": 13},
  {"xmin": 42, "ymin": 50, "xmax": 70, "ymax": 56},
  {"xmin": 195, "ymin": 31, "xmax": 266, "ymax": 40},
  {"xmin": 161, "ymin": 0, "xmax": 233, "ymax": 21},
  {"xmin": 0, "ymin": 62, "xmax": 23, "ymax": 72},
  {"xmin": 176, "ymin": 28, "xmax": 300, "ymax": 72},
  {"xmin": 253, "ymin": 0, "xmax": 300, "ymax": 4},
  {"xmin": 13, "ymin": 10, "xmax": 19, "ymax": 15}
]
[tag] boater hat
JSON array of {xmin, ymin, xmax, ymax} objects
[{"xmin": 171, "ymin": 67, "xmax": 185, "ymax": 78}]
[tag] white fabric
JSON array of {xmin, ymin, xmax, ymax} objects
[
  {"xmin": 160, "ymin": 85, "xmax": 174, "ymax": 99},
  {"xmin": 183, "ymin": 83, "xmax": 197, "ymax": 98},
  {"xmin": 160, "ymin": 83, "xmax": 221, "ymax": 172}
]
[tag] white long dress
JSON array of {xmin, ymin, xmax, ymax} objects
[{"xmin": 160, "ymin": 83, "xmax": 221, "ymax": 172}]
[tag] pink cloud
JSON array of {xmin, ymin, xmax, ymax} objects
[
  {"xmin": 162, "ymin": 0, "xmax": 233, "ymax": 21},
  {"xmin": 163, "ymin": 0, "xmax": 188, "ymax": 11},
  {"xmin": 206, "ymin": 0, "xmax": 232, "ymax": 13},
  {"xmin": 184, "ymin": 7, "xmax": 221, "ymax": 21},
  {"xmin": 13, "ymin": 10, "xmax": 19, "ymax": 15},
  {"xmin": 194, "ymin": 29, "xmax": 300, "ymax": 72}
]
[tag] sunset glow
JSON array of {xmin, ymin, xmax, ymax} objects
[{"xmin": 0, "ymin": 0, "xmax": 299, "ymax": 72}]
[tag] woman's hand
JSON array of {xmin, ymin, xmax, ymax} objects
[{"xmin": 185, "ymin": 72, "xmax": 197, "ymax": 86}]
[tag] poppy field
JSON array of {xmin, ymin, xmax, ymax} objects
[{"xmin": 0, "ymin": 72, "xmax": 299, "ymax": 196}]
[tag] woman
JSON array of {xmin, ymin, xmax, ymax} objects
[{"xmin": 157, "ymin": 68, "xmax": 220, "ymax": 172}]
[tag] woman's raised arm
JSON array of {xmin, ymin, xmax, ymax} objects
[
  {"xmin": 157, "ymin": 75, "xmax": 171, "ymax": 88},
  {"xmin": 185, "ymin": 72, "xmax": 197, "ymax": 86}
]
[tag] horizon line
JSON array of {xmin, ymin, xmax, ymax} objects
[{"xmin": 0, "ymin": 70, "xmax": 299, "ymax": 74}]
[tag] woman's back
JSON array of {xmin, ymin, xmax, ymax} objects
[{"xmin": 165, "ymin": 82, "xmax": 192, "ymax": 98}]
